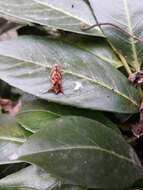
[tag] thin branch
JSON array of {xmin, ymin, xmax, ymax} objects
[
  {"xmin": 82, "ymin": 22, "xmax": 143, "ymax": 43},
  {"xmin": 82, "ymin": 1, "xmax": 135, "ymax": 73},
  {"xmin": 83, "ymin": 0, "xmax": 105, "ymax": 35},
  {"xmin": 118, "ymin": 53, "xmax": 132, "ymax": 75}
]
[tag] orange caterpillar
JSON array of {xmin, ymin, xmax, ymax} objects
[{"xmin": 48, "ymin": 64, "xmax": 63, "ymax": 94}]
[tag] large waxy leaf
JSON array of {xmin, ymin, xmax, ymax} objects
[
  {"xmin": 0, "ymin": 165, "xmax": 58, "ymax": 190},
  {"xmin": 0, "ymin": 0, "xmax": 102, "ymax": 36},
  {"xmin": 0, "ymin": 36, "xmax": 140, "ymax": 113},
  {"xmin": 86, "ymin": 0, "xmax": 143, "ymax": 70},
  {"xmin": 13, "ymin": 116, "xmax": 143, "ymax": 189}
]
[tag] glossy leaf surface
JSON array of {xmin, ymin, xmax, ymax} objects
[
  {"xmin": 0, "ymin": 0, "xmax": 102, "ymax": 36},
  {"xmin": 0, "ymin": 36, "xmax": 140, "ymax": 113},
  {"xmin": 15, "ymin": 116, "xmax": 143, "ymax": 189}
]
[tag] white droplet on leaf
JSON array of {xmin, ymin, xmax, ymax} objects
[
  {"xmin": 9, "ymin": 153, "xmax": 18, "ymax": 160},
  {"xmin": 28, "ymin": 71, "xmax": 32, "ymax": 75},
  {"xmin": 74, "ymin": 82, "xmax": 83, "ymax": 91}
]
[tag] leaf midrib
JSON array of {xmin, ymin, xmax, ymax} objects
[
  {"xmin": 0, "ymin": 10, "xmax": 79, "ymax": 31},
  {"xmin": 19, "ymin": 145, "xmax": 138, "ymax": 166},
  {"xmin": 0, "ymin": 0, "xmax": 94, "ymax": 31},
  {"xmin": 123, "ymin": 0, "xmax": 139, "ymax": 69},
  {"xmin": 0, "ymin": 137, "xmax": 25, "ymax": 143},
  {"xmin": 0, "ymin": 53, "xmax": 139, "ymax": 108},
  {"xmin": 63, "ymin": 70, "xmax": 139, "ymax": 107},
  {"xmin": 0, "ymin": 10, "xmax": 99, "ymax": 37},
  {"xmin": 62, "ymin": 39, "xmax": 122, "ymax": 67},
  {"xmin": 34, "ymin": 0, "xmax": 94, "ymax": 25}
]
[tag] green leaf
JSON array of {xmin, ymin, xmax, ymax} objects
[
  {"xmin": 17, "ymin": 104, "xmax": 59, "ymax": 133},
  {"xmin": 17, "ymin": 97, "xmax": 119, "ymax": 133},
  {"xmin": 0, "ymin": 114, "xmax": 30, "ymax": 164},
  {"xmin": 0, "ymin": 165, "xmax": 58, "ymax": 190},
  {"xmin": 0, "ymin": 115, "xmax": 30, "ymax": 144},
  {"xmin": 0, "ymin": 35, "xmax": 140, "ymax": 113},
  {"xmin": 62, "ymin": 34, "xmax": 122, "ymax": 68},
  {"xmin": 87, "ymin": 0, "xmax": 143, "ymax": 70},
  {"xmin": 0, "ymin": 0, "xmax": 102, "ymax": 37},
  {"xmin": 14, "ymin": 116, "xmax": 143, "ymax": 189}
]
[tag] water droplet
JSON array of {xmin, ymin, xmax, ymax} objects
[{"xmin": 74, "ymin": 82, "xmax": 83, "ymax": 91}]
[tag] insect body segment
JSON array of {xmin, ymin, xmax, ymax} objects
[{"xmin": 48, "ymin": 64, "xmax": 63, "ymax": 94}]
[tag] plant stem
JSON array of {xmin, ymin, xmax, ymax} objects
[
  {"xmin": 138, "ymin": 86, "xmax": 143, "ymax": 101},
  {"xmin": 118, "ymin": 53, "xmax": 132, "ymax": 75}
]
